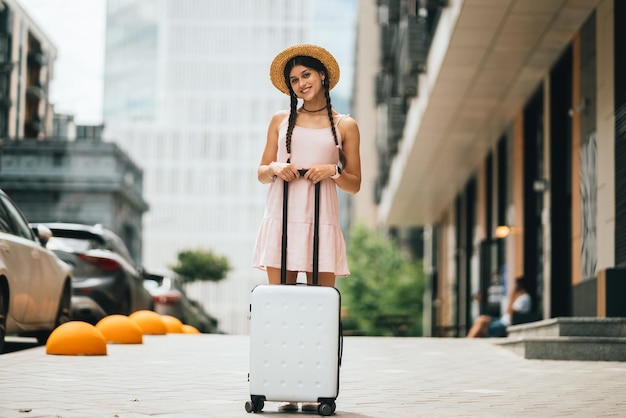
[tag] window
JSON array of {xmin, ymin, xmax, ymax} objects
[
  {"xmin": 0, "ymin": 197, "xmax": 12, "ymax": 233},
  {"xmin": 0, "ymin": 195, "xmax": 34, "ymax": 240}
]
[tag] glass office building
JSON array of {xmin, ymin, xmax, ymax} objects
[{"xmin": 103, "ymin": 0, "xmax": 356, "ymax": 333}]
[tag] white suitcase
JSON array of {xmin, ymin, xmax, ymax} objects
[{"xmin": 246, "ymin": 174, "xmax": 342, "ymax": 416}]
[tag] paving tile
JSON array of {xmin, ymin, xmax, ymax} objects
[{"xmin": 1, "ymin": 334, "xmax": 625, "ymax": 417}]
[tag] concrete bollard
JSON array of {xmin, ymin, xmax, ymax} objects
[
  {"xmin": 161, "ymin": 315, "xmax": 184, "ymax": 333},
  {"xmin": 182, "ymin": 324, "xmax": 201, "ymax": 334},
  {"xmin": 46, "ymin": 321, "xmax": 107, "ymax": 355},
  {"xmin": 96, "ymin": 315, "xmax": 143, "ymax": 344},
  {"xmin": 129, "ymin": 310, "xmax": 167, "ymax": 335}
]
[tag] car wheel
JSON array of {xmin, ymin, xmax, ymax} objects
[
  {"xmin": 0, "ymin": 283, "xmax": 7, "ymax": 354},
  {"xmin": 55, "ymin": 281, "xmax": 72, "ymax": 326},
  {"xmin": 35, "ymin": 281, "xmax": 71, "ymax": 345},
  {"xmin": 121, "ymin": 290, "xmax": 132, "ymax": 315}
]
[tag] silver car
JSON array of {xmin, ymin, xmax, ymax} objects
[
  {"xmin": 143, "ymin": 273, "xmax": 219, "ymax": 333},
  {"xmin": 0, "ymin": 190, "xmax": 72, "ymax": 353}
]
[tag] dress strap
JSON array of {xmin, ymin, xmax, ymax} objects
[
  {"xmin": 335, "ymin": 113, "xmax": 350, "ymax": 127},
  {"xmin": 334, "ymin": 114, "xmax": 349, "ymax": 149}
]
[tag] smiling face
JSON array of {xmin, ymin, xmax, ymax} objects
[
  {"xmin": 283, "ymin": 55, "xmax": 328, "ymax": 101},
  {"xmin": 288, "ymin": 65, "xmax": 325, "ymax": 100}
]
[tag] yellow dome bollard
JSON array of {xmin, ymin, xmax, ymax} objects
[
  {"xmin": 161, "ymin": 315, "xmax": 184, "ymax": 333},
  {"xmin": 96, "ymin": 315, "xmax": 144, "ymax": 344},
  {"xmin": 182, "ymin": 324, "xmax": 201, "ymax": 334},
  {"xmin": 129, "ymin": 310, "xmax": 167, "ymax": 335},
  {"xmin": 46, "ymin": 321, "xmax": 107, "ymax": 355}
]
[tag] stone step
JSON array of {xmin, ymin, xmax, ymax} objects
[
  {"xmin": 507, "ymin": 317, "xmax": 626, "ymax": 339},
  {"xmin": 496, "ymin": 336, "xmax": 626, "ymax": 361}
]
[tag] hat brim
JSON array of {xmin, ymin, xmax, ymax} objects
[{"xmin": 270, "ymin": 44, "xmax": 340, "ymax": 95}]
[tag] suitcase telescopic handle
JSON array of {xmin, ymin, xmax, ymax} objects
[{"xmin": 281, "ymin": 169, "xmax": 321, "ymax": 286}]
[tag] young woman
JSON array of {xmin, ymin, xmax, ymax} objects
[
  {"xmin": 467, "ymin": 276, "xmax": 532, "ymax": 338},
  {"xmin": 253, "ymin": 46, "xmax": 360, "ymax": 411},
  {"xmin": 254, "ymin": 44, "xmax": 361, "ymax": 292}
]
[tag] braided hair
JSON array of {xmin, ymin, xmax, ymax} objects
[{"xmin": 283, "ymin": 56, "xmax": 345, "ymax": 166}]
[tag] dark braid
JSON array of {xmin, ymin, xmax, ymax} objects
[
  {"xmin": 283, "ymin": 55, "xmax": 346, "ymax": 166},
  {"xmin": 323, "ymin": 81, "xmax": 346, "ymax": 166},
  {"xmin": 285, "ymin": 90, "xmax": 298, "ymax": 162},
  {"xmin": 324, "ymin": 81, "xmax": 337, "ymax": 147}
]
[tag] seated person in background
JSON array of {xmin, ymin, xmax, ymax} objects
[{"xmin": 467, "ymin": 276, "xmax": 531, "ymax": 338}]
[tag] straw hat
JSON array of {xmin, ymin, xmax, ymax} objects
[{"xmin": 269, "ymin": 44, "xmax": 340, "ymax": 95}]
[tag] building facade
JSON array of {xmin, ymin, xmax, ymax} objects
[
  {"xmin": 102, "ymin": 0, "xmax": 357, "ymax": 334},
  {"xmin": 0, "ymin": 133, "xmax": 149, "ymax": 265},
  {"xmin": 0, "ymin": 0, "xmax": 148, "ymax": 267},
  {"xmin": 354, "ymin": 0, "xmax": 622, "ymax": 336},
  {"xmin": 0, "ymin": 0, "xmax": 56, "ymax": 140}
]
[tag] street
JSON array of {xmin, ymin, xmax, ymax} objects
[{"xmin": 1, "ymin": 334, "xmax": 625, "ymax": 417}]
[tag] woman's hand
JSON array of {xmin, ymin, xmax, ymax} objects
[
  {"xmin": 270, "ymin": 162, "xmax": 300, "ymax": 182},
  {"xmin": 303, "ymin": 164, "xmax": 337, "ymax": 184}
]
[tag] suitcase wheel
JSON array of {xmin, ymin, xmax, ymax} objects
[
  {"xmin": 318, "ymin": 401, "xmax": 336, "ymax": 416},
  {"xmin": 244, "ymin": 398, "xmax": 264, "ymax": 413}
]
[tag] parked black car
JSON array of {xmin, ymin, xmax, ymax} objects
[{"xmin": 43, "ymin": 223, "xmax": 153, "ymax": 318}]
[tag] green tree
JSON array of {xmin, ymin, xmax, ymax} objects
[
  {"xmin": 338, "ymin": 223, "xmax": 425, "ymax": 336},
  {"xmin": 170, "ymin": 249, "xmax": 232, "ymax": 284}
]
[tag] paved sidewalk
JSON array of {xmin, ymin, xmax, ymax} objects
[{"xmin": 1, "ymin": 334, "xmax": 625, "ymax": 417}]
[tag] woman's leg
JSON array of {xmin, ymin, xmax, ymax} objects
[
  {"xmin": 267, "ymin": 267, "xmax": 298, "ymax": 284},
  {"xmin": 487, "ymin": 318, "xmax": 508, "ymax": 337},
  {"xmin": 467, "ymin": 315, "xmax": 491, "ymax": 338},
  {"xmin": 305, "ymin": 271, "xmax": 336, "ymax": 287}
]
